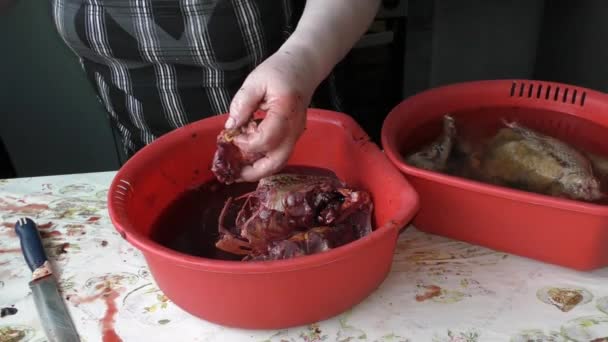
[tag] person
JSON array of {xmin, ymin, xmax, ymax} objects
[{"xmin": 51, "ymin": 0, "xmax": 381, "ymax": 182}]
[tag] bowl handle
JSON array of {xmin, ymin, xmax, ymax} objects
[{"xmin": 107, "ymin": 178, "xmax": 134, "ymax": 240}]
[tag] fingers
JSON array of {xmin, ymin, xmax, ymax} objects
[
  {"xmin": 233, "ymin": 95, "xmax": 304, "ymax": 152},
  {"xmin": 233, "ymin": 99, "xmax": 306, "ymax": 182},
  {"xmin": 233, "ymin": 110, "xmax": 290, "ymax": 153},
  {"xmin": 238, "ymin": 139, "xmax": 296, "ymax": 182},
  {"xmin": 227, "ymin": 83, "xmax": 265, "ymax": 129}
]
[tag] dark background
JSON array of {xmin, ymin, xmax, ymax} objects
[{"xmin": 1, "ymin": 0, "xmax": 607, "ymax": 178}]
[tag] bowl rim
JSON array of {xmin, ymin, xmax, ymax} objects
[
  {"xmin": 108, "ymin": 108, "xmax": 420, "ymax": 274},
  {"xmin": 381, "ymin": 78, "xmax": 608, "ymax": 216}
]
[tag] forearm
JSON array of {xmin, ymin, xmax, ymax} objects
[{"xmin": 278, "ymin": 0, "xmax": 381, "ymax": 90}]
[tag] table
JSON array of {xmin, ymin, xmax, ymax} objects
[{"xmin": 1, "ymin": 172, "xmax": 608, "ymax": 342}]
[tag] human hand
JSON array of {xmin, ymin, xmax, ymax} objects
[{"xmin": 225, "ymin": 47, "xmax": 318, "ymax": 182}]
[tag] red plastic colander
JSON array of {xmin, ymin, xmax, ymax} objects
[
  {"xmin": 107, "ymin": 109, "xmax": 419, "ymax": 329},
  {"xmin": 382, "ymin": 79, "xmax": 608, "ymax": 271}
]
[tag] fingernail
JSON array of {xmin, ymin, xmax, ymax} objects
[{"xmin": 225, "ymin": 117, "xmax": 235, "ymax": 129}]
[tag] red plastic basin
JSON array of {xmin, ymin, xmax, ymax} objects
[
  {"xmin": 382, "ymin": 79, "xmax": 608, "ymax": 271},
  {"xmin": 107, "ymin": 109, "xmax": 419, "ymax": 329}
]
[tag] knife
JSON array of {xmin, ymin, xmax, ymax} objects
[{"xmin": 15, "ymin": 217, "xmax": 81, "ymax": 342}]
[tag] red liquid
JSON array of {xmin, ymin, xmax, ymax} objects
[
  {"xmin": 150, "ymin": 166, "xmax": 338, "ymax": 260},
  {"xmin": 70, "ymin": 287, "xmax": 122, "ymax": 342},
  {"xmin": 101, "ymin": 290, "xmax": 121, "ymax": 342}
]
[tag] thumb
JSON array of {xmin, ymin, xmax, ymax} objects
[{"xmin": 227, "ymin": 83, "xmax": 266, "ymax": 129}]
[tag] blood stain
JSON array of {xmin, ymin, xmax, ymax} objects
[
  {"xmin": 415, "ymin": 285, "xmax": 442, "ymax": 302},
  {"xmin": 0, "ymin": 248, "xmax": 20, "ymax": 254},
  {"xmin": 0, "ymin": 202, "xmax": 49, "ymax": 212},
  {"xmin": 38, "ymin": 222, "xmax": 54, "ymax": 229},
  {"xmin": 40, "ymin": 230, "xmax": 62, "ymax": 239},
  {"xmin": 55, "ymin": 243, "xmax": 70, "ymax": 255},
  {"xmin": 70, "ymin": 287, "xmax": 123, "ymax": 342}
]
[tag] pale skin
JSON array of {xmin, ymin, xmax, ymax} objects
[{"xmin": 226, "ymin": 0, "xmax": 382, "ymax": 182}]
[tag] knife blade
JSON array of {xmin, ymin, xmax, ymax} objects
[{"xmin": 15, "ymin": 217, "xmax": 81, "ymax": 342}]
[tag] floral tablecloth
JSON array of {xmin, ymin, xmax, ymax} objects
[{"xmin": 1, "ymin": 172, "xmax": 608, "ymax": 342}]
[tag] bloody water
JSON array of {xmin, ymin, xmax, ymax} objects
[
  {"xmin": 150, "ymin": 180, "xmax": 256, "ymax": 260},
  {"xmin": 150, "ymin": 166, "xmax": 338, "ymax": 260}
]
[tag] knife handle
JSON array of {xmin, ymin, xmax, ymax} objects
[{"xmin": 15, "ymin": 217, "xmax": 50, "ymax": 277}]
